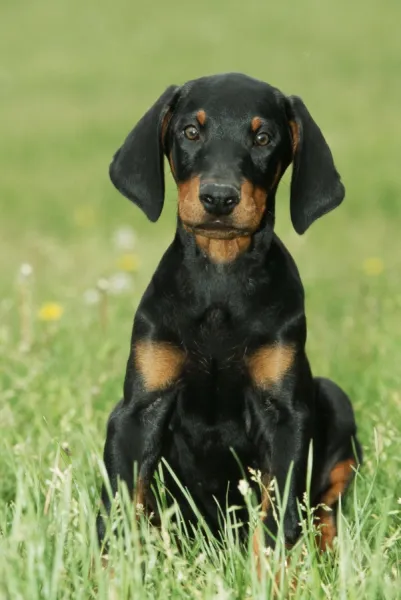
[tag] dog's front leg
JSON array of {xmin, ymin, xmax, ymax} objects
[
  {"xmin": 251, "ymin": 395, "xmax": 311, "ymax": 549},
  {"xmin": 97, "ymin": 388, "xmax": 177, "ymax": 547},
  {"xmin": 265, "ymin": 404, "xmax": 311, "ymax": 547}
]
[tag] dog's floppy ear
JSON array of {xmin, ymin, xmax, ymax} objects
[
  {"xmin": 286, "ymin": 96, "xmax": 345, "ymax": 234},
  {"xmin": 109, "ymin": 85, "xmax": 180, "ymax": 222}
]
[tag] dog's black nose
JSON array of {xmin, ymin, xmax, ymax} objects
[{"xmin": 199, "ymin": 183, "xmax": 240, "ymax": 215}]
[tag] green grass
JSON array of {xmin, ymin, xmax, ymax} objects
[{"xmin": 1, "ymin": 0, "xmax": 401, "ymax": 597}]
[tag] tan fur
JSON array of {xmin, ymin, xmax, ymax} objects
[
  {"xmin": 177, "ymin": 174, "xmax": 269, "ymax": 263},
  {"xmin": 251, "ymin": 116, "xmax": 262, "ymax": 132},
  {"xmin": 252, "ymin": 474, "xmax": 271, "ymax": 580},
  {"xmin": 314, "ymin": 509, "xmax": 336, "ymax": 551},
  {"xmin": 169, "ymin": 151, "xmax": 176, "ymax": 180},
  {"xmin": 134, "ymin": 341, "xmax": 186, "ymax": 391},
  {"xmin": 178, "ymin": 177, "xmax": 268, "ymax": 237},
  {"xmin": 195, "ymin": 235, "xmax": 251, "ymax": 263},
  {"xmin": 196, "ymin": 109, "xmax": 206, "ymax": 125},
  {"xmin": 271, "ymin": 161, "xmax": 282, "ymax": 189},
  {"xmin": 135, "ymin": 477, "xmax": 146, "ymax": 508},
  {"xmin": 161, "ymin": 109, "xmax": 173, "ymax": 148},
  {"xmin": 178, "ymin": 176, "xmax": 204, "ymax": 224},
  {"xmin": 247, "ymin": 344, "xmax": 295, "ymax": 388},
  {"xmin": 289, "ymin": 120, "xmax": 300, "ymax": 156},
  {"xmin": 315, "ymin": 459, "xmax": 356, "ymax": 550},
  {"xmin": 231, "ymin": 181, "xmax": 267, "ymax": 231},
  {"xmin": 321, "ymin": 459, "xmax": 356, "ymax": 507}
]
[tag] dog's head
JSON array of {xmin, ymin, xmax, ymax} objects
[{"xmin": 110, "ymin": 73, "xmax": 344, "ymax": 241}]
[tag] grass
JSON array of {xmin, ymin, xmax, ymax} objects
[{"xmin": 1, "ymin": 0, "xmax": 401, "ymax": 597}]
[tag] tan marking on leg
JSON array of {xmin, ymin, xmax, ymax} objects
[
  {"xmin": 251, "ymin": 116, "xmax": 262, "ymax": 132},
  {"xmin": 101, "ymin": 554, "xmax": 111, "ymax": 570},
  {"xmin": 252, "ymin": 475, "xmax": 297, "ymax": 590},
  {"xmin": 135, "ymin": 477, "xmax": 146, "ymax": 510},
  {"xmin": 252, "ymin": 474, "xmax": 271, "ymax": 581},
  {"xmin": 260, "ymin": 473, "xmax": 271, "ymax": 515},
  {"xmin": 322, "ymin": 459, "xmax": 356, "ymax": 506},
  {"xmin": 314, "ymin": 508, "xmax": 336, "ymax": 551},
  {"xmin": 134, "ymin": 341, "xmax": 186, "ymax": 391},
  {"xmin": 196, "ymin": 109, "xmax": 206, "ymax": 126},
  {"xmin": 315, "ymin": 458, "xmax": 356, "ymax": 550},
  {"xmin": 194, "ymin": 235, "xmax": 251, "ymax": 263},
  {"xmin": 134, "ymin": 477, "xmax": 161, "ymax": 527},
  {"xmin": 247, "ymin": 344, "xmax": 295, "ymax": 388},
  {"xmin": 252, "ymin": 529, "xmax": 263, "ymax": 581}
]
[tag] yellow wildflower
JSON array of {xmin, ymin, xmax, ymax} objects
[
  {"xmin": 38, "ymin": 302, "xmax": 64, "ymax": 322},
  {"xmin": 116, "ymin": 253, "xmax": 140, "ymax": 272},
  {"xmin": 362, "ymin": 257, "xmax": 384, "ymax": 276}
]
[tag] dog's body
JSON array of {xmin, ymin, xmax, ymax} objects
[{"xmin": 97, "ymin": 73, "xmax": 362, "ymax": 550}]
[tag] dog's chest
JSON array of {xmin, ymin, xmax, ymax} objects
[
  {"xmin": 162, "ymin": 300, "xmax": 279, "ymax": 508},
  {"xmin": 182, "ymin": 304, "xmax": 248, "ymax": 384}
]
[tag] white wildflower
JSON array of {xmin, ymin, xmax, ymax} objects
[
  {"xmin": 112, "ymin": 226, "xmax": 137, "ymax": 251},
  {"xmin": 97, "ymin": 278, "xmax": 109, "ymax": 292},
  {"xmin": 108, "ymin": 272, "xmax": 133, "ymax": 295},
  {"xmin": 83, "ymin": 289, "xmax": 101, "ymax": 305},
  {"xmin": 238, "ymin": 479, "xmax": 250, "ymax": 496},
  {"xmin": 19, "ymin": 263, "xmax": 33, "ymax": 278}
]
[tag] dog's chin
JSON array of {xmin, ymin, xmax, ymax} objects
[{"xmin": 183, "ymin": 222, "xmax": 251, "ymax": 240}]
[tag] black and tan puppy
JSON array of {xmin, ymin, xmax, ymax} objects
[{"xmin": 97, "ymin": 73, "xmax": 362, "ymax": 552}]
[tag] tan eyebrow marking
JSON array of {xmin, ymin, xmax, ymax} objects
[
  {"xmin": 251, "ymin": 116, "xmax": 262, "ymax": 132},
  {"xmin": 196, "ymin": 110, "xmax": 206, "ymax": 126}
]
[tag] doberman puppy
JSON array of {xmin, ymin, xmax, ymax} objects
[{"xmin": 97, "ymin": 73, "xmax": 362, "ymax": 553}]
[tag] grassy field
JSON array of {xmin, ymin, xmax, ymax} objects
[{"xmin": 1, "ymin": 0, "xmax": 401, "ymax": 597}]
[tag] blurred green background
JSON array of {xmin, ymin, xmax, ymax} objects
[{"xmin": 1, "ymin": 0, "xmax": 401, "ymax": 526}]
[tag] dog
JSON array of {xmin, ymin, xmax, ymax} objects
[{"xmin": 97, "ymin": 73, "xmax": 362, "ymax": 554}]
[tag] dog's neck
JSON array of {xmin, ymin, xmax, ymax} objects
[{"xmin": 176, "ymin": 219, "xmax": 275, "ymax": 267}]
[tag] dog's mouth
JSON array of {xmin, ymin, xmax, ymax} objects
[{"xmin": 183, "ymin": 220, "xmax": 252, "ymax": 240}]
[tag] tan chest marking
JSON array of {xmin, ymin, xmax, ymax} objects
[
  {"xmin": 247, "ymin": 344, "xmax": 295, "ymax": 388},
  {"xmin": 194, "ymin": 234, "xmax": 251, "ymax": 263},
  {"xmin": 134, "ymin": 341, "xmax": 186, "ymax": 391}
]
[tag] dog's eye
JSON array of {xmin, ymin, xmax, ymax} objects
[
  {"xmin": 184, "ymin": 125, "xmax": 200, "ymax": 141},
  {"xmin": 255, "ymin": 132, "xmax": 270, "ymax": 146}
]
